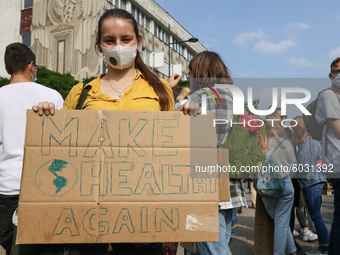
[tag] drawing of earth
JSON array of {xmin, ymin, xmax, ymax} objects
[{"xmin": 35, "ymin": 159, "xmax": 78, "ymax": 197}]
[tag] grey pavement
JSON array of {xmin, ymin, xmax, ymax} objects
[
  {"xmin": 177, "ymin": 192, "xmax": 334, "ymax": 255},
  {"xmin": 228, "ymin": 192, "xmax": 334, "ymax": 255}
]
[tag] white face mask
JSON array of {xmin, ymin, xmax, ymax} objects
[
  {"xmin": 331, "ymin": 73, "xmax": 340, "ymax": 88},
  {"xmin": 101, "ymin": 43, "xmax": 138, "ymax": 70}
]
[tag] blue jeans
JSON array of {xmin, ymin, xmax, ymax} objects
[
  {"xmin": 303, "ymin": 182, "xmax": 329, "ymax": 246},
  {"xmin": 262, "ymin": 178, "xmax": 296, "ymax": 255},
  {"xmin": 194, "ymin": 209, "xmax": 232, "ymax": 255},
  {"xmin": 231, "ymin": 207, "xmax": 238, "ymax": 235},
  {"xmin": 329, "ymin": 179, "xmax": 340, "ymax": 255}
]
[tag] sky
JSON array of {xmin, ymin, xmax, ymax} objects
[{"xmin": 155, "ymin": 0, "xmax": 339, "ymax": 118}]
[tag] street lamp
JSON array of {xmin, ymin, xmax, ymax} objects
[{"xmin": 168, "ymin": 36, "xmax": 198, "ymax": 77}]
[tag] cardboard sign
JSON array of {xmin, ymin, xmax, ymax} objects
[{"xmin": 18, "ymin": 110, "xmax": 229, "ymax": 244}]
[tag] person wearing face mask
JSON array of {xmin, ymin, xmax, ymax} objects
[
  {"xmin": 315, "ymin": 57, "xmax": 340, "ymax": 255},
  {"xmin": 34, "ymin": 9, "xmax": 174, "ymax": 115},
  {"xmin": 0, "ymin": 43, "xmax": 64, "ymax": 255},
  {"xmin": 53, "ymin": 8, "xmax": 174, "ymax": 113},
  {"xmin": 32, "ymin": 8, "xmax": 174, "ymax": 255}
]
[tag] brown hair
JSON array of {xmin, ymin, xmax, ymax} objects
[
  {"xmin": 265, "ymin": 113, "xmax": 287, "ymax": 149},
  {"xmin": 330, "ymin": 57, "xmax": 340, "ymax": 72},
  {"xmin": 5, "ymin": 42, "xmax": 35, "ymax": 74},
  {"xmin": 290, "ymin": 116, "xmax": 307, "ymax": 148},
  {"xmin": 96, "ymin": 9, "xmax": 172, "ymax": 111},
  {"xmin": 189, "ymin": 51, "xmax": 232, "ymax": 84},
  {"xmin": 176, "ymin": 87, "xmax": 190, "ymax": 101}
]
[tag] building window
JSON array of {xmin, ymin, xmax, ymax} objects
[
  {"xmin": 121, "ymin": 0, "xmax": 126, "ymax": 9},
  {"xmin": 141, "ymin": 48, "xmax": 151, "ymax": 66},
  {"xmin": 187, "ymin": 51, "xmax": 194, "ymax": 61},
  {"xmin": 131, "ymin": 6, "xmax": 136, "ymax": 18},
  {"xmin": 24, "ymin": 0, "xmax": 33, "ymax": 9},
  {"xmin": 145, "ymin": 16, "xmax": 150, "ymax": 30},
  {"xmin": 141, "ymin": 13, "xmax": 145, "ymax": 27},
  {"xmin": 164, "ymin": 33, "xmax": 169, "ymax": 44},
  {"xmin": 137, "ymin": 9, "xmax": 141, "ymax": 24},
  {"xmin": 22, "ymin": 33, "xmax": 31, "ymax": 47},
  {"xmin": 57, "ymin": 40, "xmax": 66, "ymax": 74},
  {"xmin": 115, "ymin": 0, "xmax": 119, "ymax": 7},
  {"xmin": 154, "ymin": 24, "xmax": 158, "ymax": 37},
  {"xmin": 180, "ymin": 45, "xmax": 184, "ymax": 56}
]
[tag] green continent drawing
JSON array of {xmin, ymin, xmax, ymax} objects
[{"xmin": 48, "ymin": 159, "xmax": 69, "ymax": 194}]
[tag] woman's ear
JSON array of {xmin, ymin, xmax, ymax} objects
[
  {"xmin": 137, "ymin": 35, "xmax": 142, "ymax": 51},
  {"xmin": 96, "ymin": 39, "xmax": 103, "ymax": 53}
]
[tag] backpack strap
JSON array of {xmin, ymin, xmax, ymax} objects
[
  {"xmin": 75, "ymin": 83, "xmax": 91, "ymax": 110},
  {"xmin": 268, "ymin": 139, "xmax": 283, "ymax": 159}
]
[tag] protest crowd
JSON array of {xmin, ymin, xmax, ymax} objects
[{"xmin": 1, "ymin": 7, "xmax": 340, "ymax": 255}]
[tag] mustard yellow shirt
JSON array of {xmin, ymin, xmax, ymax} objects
[{"xmin": 64, "ymin": 70, "xmax": 174, "ymax": 111}]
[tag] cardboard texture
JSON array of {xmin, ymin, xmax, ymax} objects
[
  {"xmin": 254, "ymin": 194, "xmax": 274, "ymax": 255},
  {"xmin": 18, "ymin": 110, "xmax": 230, "ymax": 244}
]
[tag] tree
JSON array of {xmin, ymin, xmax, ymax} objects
[
  {"xmin": 176, "ymin": 79, "xmax": 189, "ymax": 88},
  {"xmin": 82, "ymin": 76, "xmax": 97, "ymax": 85},
  {"xmin": 0, "ymin": 77, "xmax": 10, "ymax": 87},
  {"xmin": 36, "ymin": 67, "xmax": 79, "ymax": 99}
]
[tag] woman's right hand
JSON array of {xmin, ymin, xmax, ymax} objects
[{"xmin": 32, "ymin": 101, "xmax": 57, "ymax": 116}]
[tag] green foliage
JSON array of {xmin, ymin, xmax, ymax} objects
[
  {"xmin": 0, "ymin": 77, "xmax": 10, "ymax": 87},
  {"xmin": 36, "ymin": 67, "xmax": 79, "ymax": 99},
  {"xmin": 176, "ymin": 80, "xmax": 189, "ymax": 88},
  {"xmin": 81, "ymin": 76, "xmax": 97, "ymax": 85}
]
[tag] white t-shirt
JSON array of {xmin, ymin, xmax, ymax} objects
[
  {"xmin": 0, "ymin": 82, "xmax": 64, "ymax": 195},
  {"xmin": 315, "ymin": 88, "xmax": 340, "ymax": 177}
]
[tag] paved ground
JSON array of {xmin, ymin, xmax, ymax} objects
[
  {"xmin": 229, "ymin": 192, "xmax": 334, "ymax": 255},
  {"xmin": 177, "ymin": 192, "xmax": 334, "ymax": 255}
]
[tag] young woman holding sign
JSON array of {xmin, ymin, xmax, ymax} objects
[{"xmin": 34, "ymin": 8, "xmax": 174, "ymax": 255}]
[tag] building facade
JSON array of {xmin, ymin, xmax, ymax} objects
[
  {"xmin": 1, "ymin": 0, "xmax": 206, "ymax": 81},
  {"xmin": 0, "ymin": 0, "xmax": 33, "ymax": 78}
]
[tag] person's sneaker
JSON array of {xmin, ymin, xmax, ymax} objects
[
  {"xmin": 302, "ymin": 229, "xmax": 318, "ymax": 241},
  {"xmin": 293, "ymin": 229, "xmax": 300, "ymax": 237},
  {"xmin": 305, "ymin": 248, "xmax": 328, "ymax": 255}
]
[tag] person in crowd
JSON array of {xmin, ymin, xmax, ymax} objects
[
  {"xmin": 289, "ymin": 168, "xmax": 317, "ymax": 252},
  {"xmin": 290, "ymin": 189, "xmax": 317, "ymax": 243},
  {"xmin": 0, "ymin": 42, "xmax": 64, "ymax": 255},
  {"xmin": 176, "ymin": 87, "xmax": 190, "ymax": 101},
  {"xmin": 291, "ymin": 116, "xmax": 328, "ymax": 255},
  {"xmin": 179, "ymin": 51, "xmax": 246, "ymax": 255},
  {"xmin": 261, "ymin": 113, "xmax": 297, "ymax": 255},
  {"xmin": 315, "ymin": 57, "xmax": 340, "ymax": 255},
  {"xmin": 172, "ymin": 86, "xmax": 182, "ymax": 101},
  {"xmin": 33, "ymin": 8, "xmax": 174, "ymax": 255},
  {"xmin": 274, "ymin": 108, "xmax": 292, "ymax": 139},
  {"xmin": 274, "ymin": 108, "xmax": 316, "ymax": 250}
]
